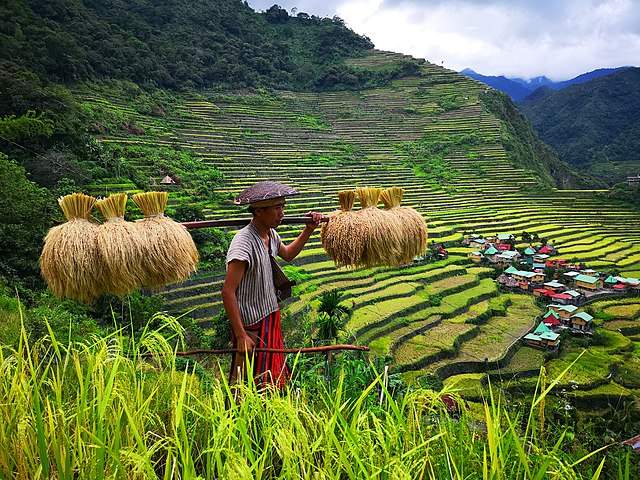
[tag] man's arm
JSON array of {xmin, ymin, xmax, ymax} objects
[
  {"xmin": 278, "ymin": 212, "xmax": 324, "ymax": 262},
  {"xmin": 221, "ymin": 260, "xmax": 255, "ymax": 352}
]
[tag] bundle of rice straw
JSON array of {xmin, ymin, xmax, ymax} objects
[
  {"xmin": 95, "ymin": 193, "xmax": 146, "ymax": 296},
  {"xmin": 355, "ymin": 187, "xmax": 399, "ymax": 268},
  {"xmin": 132, "ymin": 191, "xmax": 199, "ymax": 288},
  {"xmin": 40, "ymin": 193, "xmax": 104, "ymax": 303},
  {"xmin": 381, "ymin": 186, "xmax": 428, "ymax": 264},
  {"xmin": 321, "ymin": 190, "xmax": 365, "ymax": 267}
]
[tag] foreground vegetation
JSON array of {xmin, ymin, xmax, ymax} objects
[{"xmin": 0, "ymin": 311, "xmax": 633, "ymax": 479}]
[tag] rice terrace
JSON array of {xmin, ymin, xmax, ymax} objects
[{"xmin": 2, "ymin": 1, "xmax": 640, "ymax": 478}]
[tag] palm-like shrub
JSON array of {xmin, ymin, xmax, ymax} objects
[{"xmin": 316, "ymin": 289, "xmax": 351, "ymax": 341}]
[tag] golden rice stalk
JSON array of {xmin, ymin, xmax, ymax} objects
[
  {"xmin": 355, "ymin": 187, "xmax": 407, "ymax": 268},
  {"xmin": 132, "ymin": 191, "xmax": 199, "ymax": 288},
  {"xmin": 380, "ymin": 187, "xmax": 404, "ymax": 209},
  {"xmin": 40, "ymin": 193, "xmax": 104, "ymax": 303},
  {"xmin": 382, "ymin": 187, "xmax": 428, "ymax": 264},
  {"xmin": 95, "ymin": 193, "xmax": 146, "ymax": 296},
  {"xmin": 321, "ymin": 190, "xmax": 365, "ymax": 268}
]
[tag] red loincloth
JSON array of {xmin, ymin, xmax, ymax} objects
[{"xmin": 231, "ymin": 309, "xmax": 289, "ymax": 388}]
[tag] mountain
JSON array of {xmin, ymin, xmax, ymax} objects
[
  {"xmin": 0, "ymin": 0, "xmax": 397, "ymax": 91},
  {"xmin": 462, "ymin": 67, "xmax": 632, "ymax": 102},
  {"xmin": 0, "ymin": 0, "xmax": 598, "ymax": 295},
  {"xmin": 520, "ymin": 67, "xmax": 640, "ymax": 185},
  {"xmin": 461, "ymin": 69, "xmax": 532, "ymax": 101}
]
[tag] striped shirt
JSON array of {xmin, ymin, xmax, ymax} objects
[{"xmin": 226, "ymin": 223, "xmax": 282, "ymax": 326}]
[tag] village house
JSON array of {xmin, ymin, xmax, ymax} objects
[
  {"xmin": 574, "ymin": 274, "xmax": 603, "ymax": 291},
  {"xmin": 468, "ymin": 238, "xmax": 488, "ymax": 249},
  {"xmin": 547, "ymin": 304, "xmax": 578, "ymax": 321},
  {"xmin": 563, "ymin": 271, "xmax": 580, "ymax": 285},
  {"xmin": 497, "ymin": 274, "xmax": 519, "ymax": 290},
  {"xmin": 569, "ymin": 311, "xmax": 594, "ymax": 331},
  {"xmin": 545, "ymin": 258, "xmax": 568, "ymax": 269},
  {"xmin": 483, "ymin": 245, "xmax": 499, "ymax": 261},
  {"xmin": 604, "ymin": 275, "xmax": 618, "ymax": 288},
  {"xmin": 532, "ymin": 253, "xmax": 550, "ymax": 270},
  {"xmin": 627, "ymin": 174, "xmax": 640, "ymax": 187},
  {"xmin": 160, "ymin": 175, "xmax": 177, "ymax": 186},
  {"xmin": 537, "ymin": 244, "xmax": 556, "ymax": 255},
  {"xmin": 493, "ymin": 250, "xmax": 520, "ymax": 265},
  {"xmin": 509, "ymin": 269, "xmax": 545, "ymax": 290},
  {"xmin": 469, "ymin": 251, "xmax": 484, "ymax": 263},
  {"xmin": 616, "ymin": 276, "xmax": 640, "ymax": 290},
  {"xmin": 542, "ymin": 309, "xmax": 562, "ymax": 327},
  {"xmin": 564, "ymin": 290, "xmax": 583, "ymax": 302},
  {"xmin": 523, "ymin": 322, "xmax": 560, "ymax": 350},
  {"xmin": 544, "ymin": 280, "xmax": 566, "ymax": 292}
]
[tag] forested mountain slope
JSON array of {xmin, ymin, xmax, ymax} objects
[
  {"xmin": 0, "ymin": 0, "xmax": 421, "ymax": 91},
  {"xmin": 520, "ymin": 68, "xmax": 640, "ymax": 185}
]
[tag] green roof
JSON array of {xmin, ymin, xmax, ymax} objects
[
  {"xmin": 575, "ymin": 274, "xmax": 599, "ymax": 284},
  {"xmin": 571, "ymin": 312, "xmax": 594, "ymax": 322},
  {"xmin": 605, "ymin": 275, "xmax": 617, "ymax": 284},
  {"xmin": 497, "ymin": 233, "xmax": 512, "ymax": 240},
  {"xmin": 540, "ymin": 331, "xmax": 560, "ymax": 341},
  {"xmin": 524, "ymin": 247, "xmax": 536, "ymax": 255},
  {"xmin": 505, "ymin": 266, "xmax": 519, "ymax": 274},
  {"xmin": 484, "ymin": 246, "xmax": 498, "ymax": 255},
  {"xmin": 543, "ymin": 310, "xmax": 560, "ymax": 319},
  {"xmin": 534, "ymin": 322, "xmax": 552, "ymax": 335}
]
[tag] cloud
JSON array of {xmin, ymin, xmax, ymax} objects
[{"xmin": 247, "ymin": 0, "xmax": 640, "ymax": 79}]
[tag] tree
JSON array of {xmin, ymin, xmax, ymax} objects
[
  {"xmin": 316, "ymin": 289, "xmax": 351, "ymax": 341},
  {"xmin": 264, "ymin": 5, "xmax": 289, "ymax": 23},
  {"xmin": 0, "ymin": 153, "xmax": 54, "ymax": 292}
]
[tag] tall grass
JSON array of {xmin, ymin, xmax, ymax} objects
[{"xmin": 0, "ymin": 314, "xmax": 622, "ymax": 479}]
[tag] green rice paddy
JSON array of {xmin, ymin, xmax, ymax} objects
[{"xmin": 80, "ymin": 49, "xmax": 640, "ymax": 395}]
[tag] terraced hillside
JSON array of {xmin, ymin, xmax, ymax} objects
[{"xmin": 81, "ymin": 50, "xmax": 640, "ymax": 382}]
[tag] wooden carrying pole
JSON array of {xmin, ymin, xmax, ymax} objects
[
  {"xmin": 142, "ymin": 344, "xmax": 369, "ymax": 357},
  {"xmin": 181, "ymin": 216, "xmax": 328, "ymax": 230}
]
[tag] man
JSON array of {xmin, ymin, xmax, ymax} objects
[{"xmin": 221, "ymin": 181, "xmax": 323, "ymax": 387}]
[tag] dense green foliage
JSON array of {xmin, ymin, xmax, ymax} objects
[
  {"xmin": 0, "ymin": 318, "xmax": 629, "ymax": 478},
  {"xmin": 0, "ymin": 0, "xmax": 376, "ymax": 91},
  {"xmin": 520, "ymin": 68, "xmax": 640, "ymax": 185},
  {"xmin": 0, "ymin": 154, "xmax": 54, "ymax": 292},
  {"xmin": 480, "ymin": 90, "xmax": 600, "ymax": 189}
]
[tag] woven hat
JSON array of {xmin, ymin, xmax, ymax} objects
[{"xmin": 234, "ymin": 181, "xmax": 299, "ymax": 206}]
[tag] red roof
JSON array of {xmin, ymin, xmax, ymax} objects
[
  {"xmin": 543, "ymin": 317, "xmax": 561, "ymax": 326},
  {"xmin": 533, "ymin": 288, "xmax": 554, "ymax": 296},
  {"xmin": 613, "ymin": 283, "xmax": 628, "ymax": 290},
  {"xmin": 546, "ymin": 259, "xmax": 567, "ymax": 267},
  {"xmin": 550, "ymin": 293, "xmax": 572, "ymax": 300},
  {"xmin": 538, "ymin": 245, "xmax": 554, "ymax": 254},
  {"xmin": 497, "ymin": 243, "xmax": 511, "ymax": 250}
]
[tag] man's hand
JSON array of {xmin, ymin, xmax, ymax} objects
[
  {"xmin": 305, "ymin": 211, "xmax": 325, "ymax": 231},
  {"xmin": 237, "ymin": 333, "xmax": 255, "ymax": 353}
]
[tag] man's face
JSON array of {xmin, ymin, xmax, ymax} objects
[{"xmin": 255, "ymin": 201, "xmax": 285, "ymax": 228}]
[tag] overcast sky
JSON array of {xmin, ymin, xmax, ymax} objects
[{"xmin": 248, "ymin": 0, "xmax": 640, "ymax": 80}]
